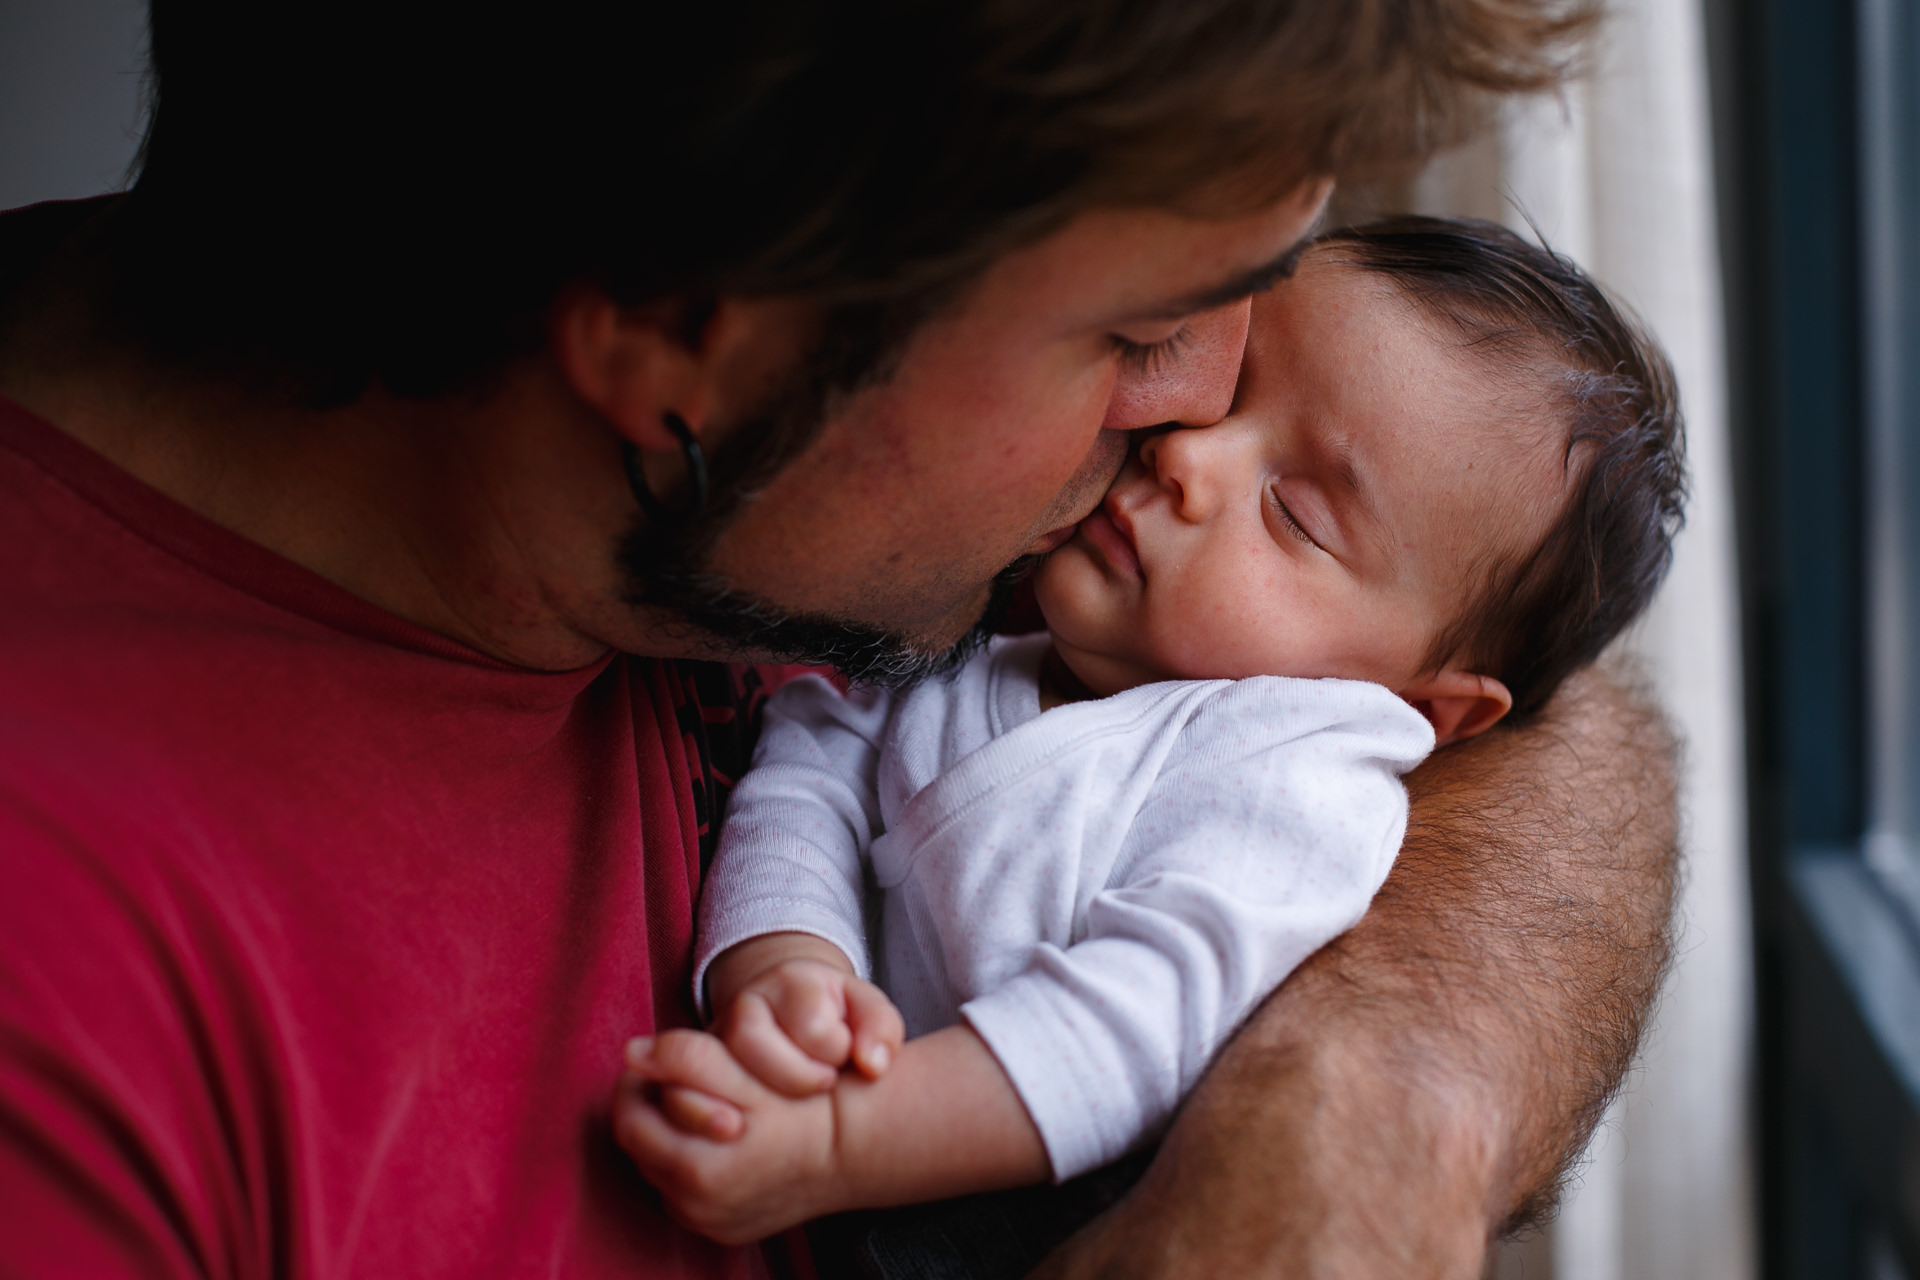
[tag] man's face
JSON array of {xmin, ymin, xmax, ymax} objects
[{"xmin": 679, "ymin": 182, "xmax": 1332, "ymax": 672}]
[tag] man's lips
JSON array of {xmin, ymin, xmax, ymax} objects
[
  {"xmin": 1031, "ymin": 523, "xmax": 1080, "ymax": 555},
  {"xmin": 1077, "ymin": 503, "xmax": 1142, "ymax": 580}
]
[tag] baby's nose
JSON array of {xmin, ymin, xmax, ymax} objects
[{"xmin": 1140, "ymin": 427, "xmax": 1227, "ymax": 518}]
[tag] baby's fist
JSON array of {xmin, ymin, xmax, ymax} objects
[{"xmin": 718, "ymin": 958, "xmax": 904, "ymax": 1097}]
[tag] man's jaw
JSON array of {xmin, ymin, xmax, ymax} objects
[
  {"xmin": 615, "ymin": 388, "xmax": 1111, "ymax": 685},
  {"xmin": 624, "ymin": 541, "xmax": 1036, "ymax": 688},
  {"xmin": 616, "ymin": 414, "xmax": 1043, "ymax": 687}
]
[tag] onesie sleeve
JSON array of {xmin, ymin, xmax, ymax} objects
[
  {"xmin": 960, "ymin": 679, "xmax": 1434, "ymax": 1179},
  {"xmin": 692, "ymin": 674, "xmax": 892, "ymax": 1014}
]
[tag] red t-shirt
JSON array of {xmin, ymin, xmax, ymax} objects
[{"xmin": 0, "ymin": 392, "xmax": 799, "ymax": 1277}]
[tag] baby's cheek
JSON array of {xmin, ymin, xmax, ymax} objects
[
  {"xmin": 1149, "ymin": 617, "xmax": 1244, "ymax": 682},
  {"xmin": 1183, "ymin": 588, "xmax": 1279, "ymax": 673}
]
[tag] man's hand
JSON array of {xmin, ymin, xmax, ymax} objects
[
  {"xmin": 710, "ymin": 940, "xmax": 904, "ymax": 1095},
  {"xmin": 1030, "ymin": 665, "xmax": 1680, "ymax": 1278}
]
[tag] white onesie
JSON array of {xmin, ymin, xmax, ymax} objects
[{"xmin": 694, "ymin": 633, "xmax": 1433, "ymax": 1180}]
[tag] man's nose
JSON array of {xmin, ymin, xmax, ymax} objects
[{"xmin": 1102, "ymin": 298, "xmax": 1252, "ymax": 431}]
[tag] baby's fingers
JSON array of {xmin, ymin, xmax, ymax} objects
[
  {"xmin": 611, "ymin": 1076, "xmax": 697, "ymax": 1176},
  {"xmin": 719, "ymin": 994, "xmax": 839, "ymax": 1097},
  {"xmin": 658, "ymin": 1084, "xmax": 744, "ymax": 1141},
  {"xmin": 843, "ymin": 979, "xmax": 905, "ymax": 1078},
  {"xmin": 760, "ymin": 975, "xmax": 855, "ymax": 1068},
  {"xmin": 613, "ymin": 1082, "xmax": 734, "ymax": 1211},
  {"xmin": 624, "ymin": 1030, "xmax": 768, "ymax": 1109}
]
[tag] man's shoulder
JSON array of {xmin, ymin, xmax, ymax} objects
[
  {"xmin": 0, "ymin": 709, "xmax": 244, "ymax": 1160},
  {"xmin": 0, "ymin": 704, "xmax": 227, "ymax": 945},
  {"xmin": 0, "ymin": 732, "xmax": 253, "ymax": 1279}
]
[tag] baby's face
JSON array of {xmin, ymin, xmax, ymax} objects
[{"xmin": 1033, "ymin": 253, "xmax": 1568, "ymax": 700}]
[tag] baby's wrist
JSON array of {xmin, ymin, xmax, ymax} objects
[{"xmin": 706, "ymin": 932, "xmax": 855, "ymax": 1015}]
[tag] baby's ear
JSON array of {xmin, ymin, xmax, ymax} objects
[{"xmin": 1398, "ymin": 670, "xmax": 1513, "ymax": 747}]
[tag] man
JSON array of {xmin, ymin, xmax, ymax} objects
[{"xmin": 0, "ymin": 2, "xmax": 1676, "ymax": 1277}]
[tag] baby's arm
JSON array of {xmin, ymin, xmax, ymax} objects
[
  {"xmin": 692, "ymin": 673, "xmax": 889, "ymax": 1020},
  {"xmin": 615, "ymin": 1019, "xmax": 1048, "ymax": 1245}
]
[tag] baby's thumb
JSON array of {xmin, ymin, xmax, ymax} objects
[{"xmin": 845, "ymin": 980, "xmax": 906, "ymax": 1078}]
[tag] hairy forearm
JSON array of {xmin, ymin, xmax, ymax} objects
[{"xmin": 1032, "ymin": 664, "xmax": 1680, "ymax": 1277}]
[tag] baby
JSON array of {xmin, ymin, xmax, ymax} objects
[{"xmin": 613, "ymin": 216, "xmax": 1686, "ymax": 1248}]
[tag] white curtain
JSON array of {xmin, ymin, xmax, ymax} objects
[{"xmin": 1387, "ymin": 2, "xmax": 1754, "ymax": 1277}]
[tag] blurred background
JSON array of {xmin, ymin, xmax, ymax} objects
[{"xmin": 2, "ymin": 0, "xmax": 1915, "ymax": 1276}]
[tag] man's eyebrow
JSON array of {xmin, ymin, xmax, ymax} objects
[{"xmin": 1131, "ymin": 239, "xmax": 1313, "ymax": 322}]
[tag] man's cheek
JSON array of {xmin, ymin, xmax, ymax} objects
[
  {"xmin": 998, "ymin": 369, "xmax": 1127, "ymax": 495},
  {"xmin": 1035, "ymin": 429, "xmax": 1129, "ymax": 530}
]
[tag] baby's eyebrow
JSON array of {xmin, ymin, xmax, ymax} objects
[{"xmin": 1324, "ymin": 439, "xmax": 1384, "ymax": 540}]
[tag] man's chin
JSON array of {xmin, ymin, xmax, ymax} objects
[
  {"xmin": 623, "ymin": 555, "xmax": 1035, "ymax": 689},
  {"xmin": 668, "ymin": 589, "xmax": 990, "ymax": 689}
]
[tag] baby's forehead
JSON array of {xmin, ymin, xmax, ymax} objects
[
  {"xmin": 1261, "ymin": 255, "xmax": 1571, "ymax": 561},
  {"xmin": 1243, "ymin": 252, "xmax": 1468, "ymax": 378},
  {"xmin": 1447, "ymin": 440, "xmax": 1589, "ymax": 648},
  {"xmin": 1245, "ymin": 252, "xmax": 1559, "ymax": 441}
]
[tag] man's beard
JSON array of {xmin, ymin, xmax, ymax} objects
[
  {"xmin": 627, "ymin": 545, "xmax": 1035, "ymax": 689},
  {"xmin": 616, "ymin": 361, "xmax": 1035, "ymax": 689}
]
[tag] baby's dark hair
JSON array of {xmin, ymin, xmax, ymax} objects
[{"xmin": 1315, "ymin": 216, "xmax": 1686, "ymax": 721}]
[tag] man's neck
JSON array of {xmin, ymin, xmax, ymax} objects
[{"xmin": 0, "ymin": 235, "xmax": 687, "ymax": 671}]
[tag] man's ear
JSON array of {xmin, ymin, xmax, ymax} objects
[
  {"xmin": 550, "ymin": 287, "xmax": 718, "ymax": 452},
  {"xmin": 1398, "ymin": 669, "xmax": 1513, "ymax": 747}
]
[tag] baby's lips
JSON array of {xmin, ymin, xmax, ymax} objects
[{"xmin": 1079, "ymin": 505, "xmax": 1144, "ymax": 580}]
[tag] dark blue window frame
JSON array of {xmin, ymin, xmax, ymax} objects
[{"xmin": 1706, "ymin": 0, "xmax": 1920, "ymax": 1276}]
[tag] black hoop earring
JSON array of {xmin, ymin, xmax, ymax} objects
[{"xmin": 622, "ymin": 412, "xmax": 709, "ymax": 526}]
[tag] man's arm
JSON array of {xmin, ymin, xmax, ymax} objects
[{"xmin": 1030, "ymin": 664, "xmax": 1681, "ymax": 1278}]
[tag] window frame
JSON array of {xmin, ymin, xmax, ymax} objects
[{"xmin": 1707, "ymin": 0, "xmax": 1920, "ymax": 1274}]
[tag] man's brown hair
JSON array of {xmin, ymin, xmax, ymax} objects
[
  {"xmin": 1318, "ymin": 216, "xmax": 1687, "ymax": 720},
  {"xmin": 112, "ymin": 0, "xmax": 1597, "ymax": 405}
]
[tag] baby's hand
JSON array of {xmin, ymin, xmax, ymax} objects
[
  {"xmin": 707, "ymin": 935, "xmax": 905, "ymax": 1097},
  {"xmin": 616, "ymin": 1030, "xmax": 842, "ymax": 1244}
]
